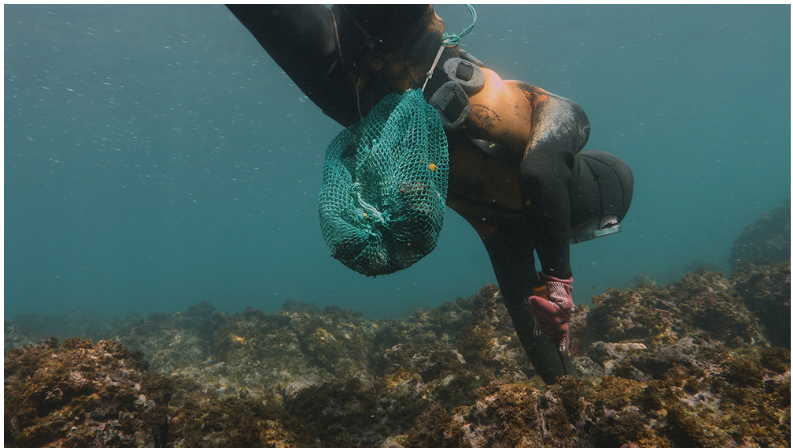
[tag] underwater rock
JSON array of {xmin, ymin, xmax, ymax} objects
[
  {"xmin": 4, "ymin": 274, "xmax": 790, "ymax": 447},
  {"xmin": 110, "ymin": 305, "xmax": 228, "ymax": 399},
  {"xmin": 165, "ymin": 376, "xmax": 315, "ymax": 447},
  {"xmin": 729, "ymin": 199, "xmax": 791, "ymax": 270},
  {"xmin": 113, "ymin": 301, "xmax": 382, "ymax": 406},
  {"xmin": 732, "ymin": 260, "xmax": 791, "ymax": 348},
  {"xmin": 4, "ymin": 338, "xmax": 170, "ymax": 448},
  {"xmin": 582, "ymin": 269, "xmax": 765, "ymax": 350},
  {"xmin": 372, "ymin": 285, "xmax": 535, "ymax": 405},
  {"xmin": 571, "ymin": 269, "xmax": 789, "ymax": 447},
  {"xmin": 399, "ymin": 270, "xmax": 789, "ymax": 448},
  {"xmin": 405, "ymin": 380, "xmax": 585, "ymax": 448}
]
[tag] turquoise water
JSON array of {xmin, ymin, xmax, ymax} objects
[{"xmin": 5, "ymin": 5, "xmax": 790, "ymax": 320}]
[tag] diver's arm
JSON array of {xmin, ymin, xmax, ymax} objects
[
  {"xmin": 519, "ymin": 92, "xmax": 589, "ymax": 353},
  {"xmin": 481, "ymin": 229, "xmax": 578, "ymax": 383},
  {"xmin": 519, "ymin": 93, "xmax": 590, "ymax": 279}
]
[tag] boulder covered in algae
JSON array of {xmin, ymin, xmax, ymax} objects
[
  {"xmin": 729, "ymin": 199, "xmax": 791, "ymax": 270},
  {"xmin": 5, "ymin": 267, "xmax": 790, "ymax": 447},
  {"xmin": 731, "ymin": 260, "xmax": 791, "ymax": 348},
  {"xmin": 4, "ymin": 338, "xmax": 170, "ymax": 447}
]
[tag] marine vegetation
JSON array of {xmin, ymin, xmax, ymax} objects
[
  {"xmin": 5, "ymin": 205, "xmax": 790, "ymax": 447},
  {"xmin": 5, "ymin": 338, "xmax": 171, "ymax": 447},
  {"xmin": 729, "ymin": 199, "xmax": 790, "ymax": 270}
]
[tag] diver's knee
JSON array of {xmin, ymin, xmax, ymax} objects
[{"xmin": 568, "ymin": 150, "xmax": 634, "ymax": 243}]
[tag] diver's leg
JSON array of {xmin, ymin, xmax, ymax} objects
[
  {"xmin": 520, "ymin": 146, "xmax": 574, "ymax": 279},
  {"xmin": 226, "ymin": 4, "xmax": 352, "ymax": 124},
  {"xmin": 481, "ymin": 229, "xmax": 577, "ymax": 384},
  {"xmin": 226, "ymin": 5, "xmax": 337, "ymax": 79},
  {"xmin": 226, "ymin": 5, "xmax": 439, "ymax": 128}
]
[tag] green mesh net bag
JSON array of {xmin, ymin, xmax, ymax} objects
[{"xmin": 319, "ymin": 89, "xmax": 449, "ymax": 277}]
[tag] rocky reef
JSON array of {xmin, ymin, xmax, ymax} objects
[
  {"xmin": 730, "ymin": 199, "xmax": 790, "ymax": 271},
  {"xmin": 6, "ymin": 203, "xmax": 791, "ymax": 447},
  {"xmin": 5, "ymin": 338, "xmax": 170, "ymax": 447},
  {"xmin": 732, "ymin": 260, "xmax": 791, "ymax": 349},
  {"xmin": 5, "ymin": 261, "xmax": 790, "ymax": 447}
]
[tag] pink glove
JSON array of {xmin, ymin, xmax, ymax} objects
[{"xmin": 526, "ymin": 273, "xmax": 575, "ymax": 353}]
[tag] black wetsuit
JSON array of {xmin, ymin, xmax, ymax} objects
[{"xmin": 226, "ymin": 4, "xmax": 632, "ymax": 384}]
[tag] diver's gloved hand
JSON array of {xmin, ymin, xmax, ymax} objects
[{"xmin": 526, "ymin": 273, "xmax": 575, "ymax": 353}]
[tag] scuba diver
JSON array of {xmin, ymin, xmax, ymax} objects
[{"xmin": 226, "ymin": 4, "xmax": 633, "ymax": 385}]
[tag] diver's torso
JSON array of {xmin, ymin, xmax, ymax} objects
[
  {"xmin": 331, "ymin": 6, "xmax": 533, "ymax": 232},
  {"xmin": 446, "ymin": 133, "xmax": 527, "ymax": 233}
]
